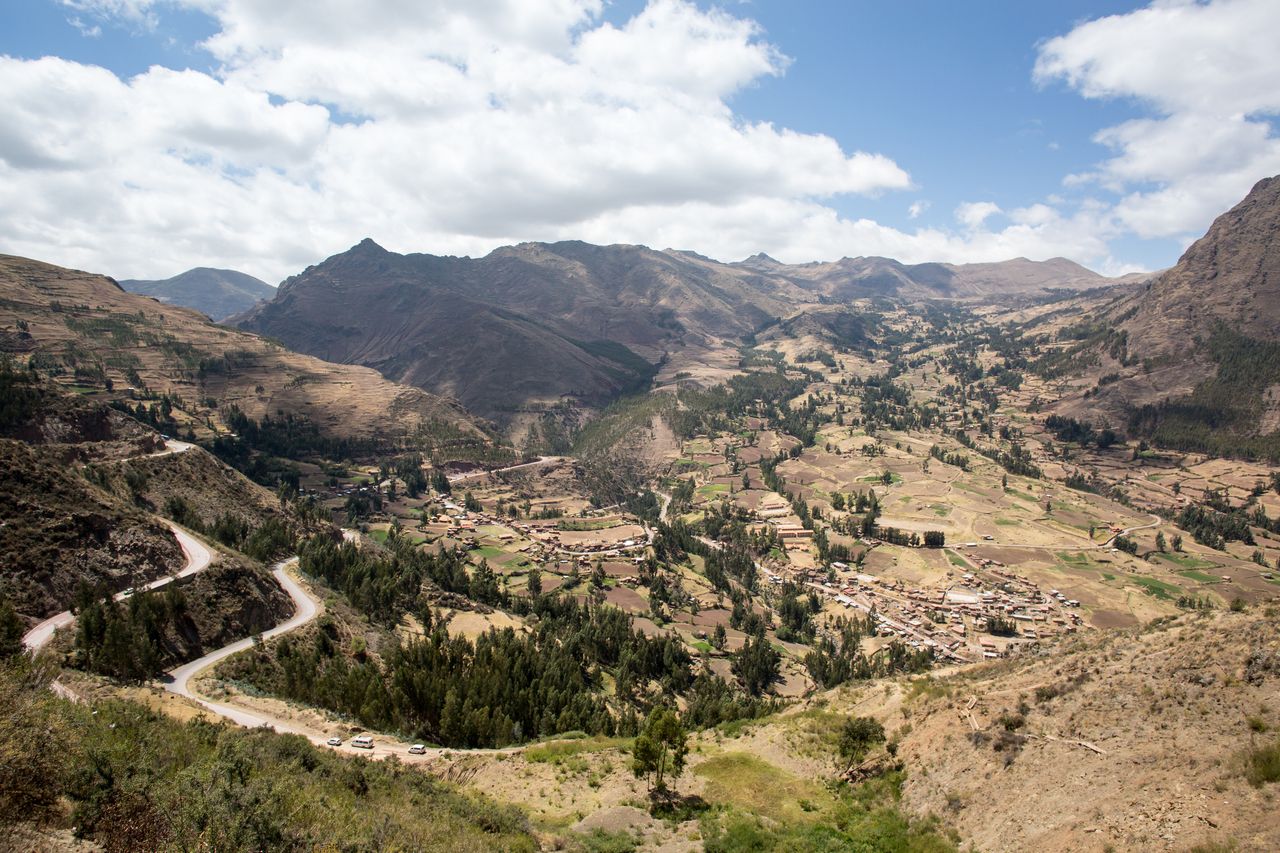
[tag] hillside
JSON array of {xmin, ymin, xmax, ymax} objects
[
  {"xmin": 1043, "ymin": 175, "xmax": 1280, "ymax": 456},
  {"xmin": 387, "ymin": 609, "xmax": 1278, "ymax": 852},
  {"xmin": 0, "ymin": 254, "xmax": 487, "ymax": 445},
  {"xmin": 233, "ymin": 239, "xmax": 797, "ymax": 422},
  {"xmin": 0, "ymin": 656, "xmax": 535, "ymax": 851},
  {"xmin": 0, "ymin": 437, "xmax": 183, "ymax": 620},
  {"xmin": 120, "ymin": 267, "xmax": 275, "ymax": 322},
  {"xmin": 233, "ymin": 239, "xmax": 1122, "ymax": 428}
]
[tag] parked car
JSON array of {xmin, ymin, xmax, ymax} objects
[
  {"xmin": 408, "ymin": 744, "xmax": 426, "ymax": 755},
  {"xmin": 326, "ymin": 736, "xmax": 342, "ymax": 747}
]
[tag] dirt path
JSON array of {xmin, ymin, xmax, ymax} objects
[
  {"xmin": 22, "ymin": 518, "xmax": 212, "ymax": 653},
  {"xmin": 162, "ymin": 557, "xmax": 318, "ymax": 733},
  {"xmin": 448, "ymin": 455, "xmax": 560, "ymax": 484}
]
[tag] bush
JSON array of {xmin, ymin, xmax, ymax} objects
[
  {"xmin": 837, "ymin": 716, "xmax": 886, "ymax": 767},
  {"xmin": 1243, "ymin": 738, "xmax": 1280, "ymax": 787}
]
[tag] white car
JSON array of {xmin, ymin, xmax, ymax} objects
[
  {"xmin": 326, "ymin": 736, "xmax": 342, "ymax": 747},
  {"xmin": 408, "ymin": 744, "xmax": 426, "ymax": 755},
  {"xmin": 351, "ymin": 735, "xmax": 374, "ymax": 749}
]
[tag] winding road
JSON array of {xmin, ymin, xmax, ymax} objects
[
  {"xmin": 162, "ymin": 557, "xmax": 319, "ymax": 733},
  {"xmin": 21, "ymin": 520, "xmax": 212, "ymax": 654},
  {"xmin": 966, "ymin": 513, "xmax": 1163, "ymax": 552}
]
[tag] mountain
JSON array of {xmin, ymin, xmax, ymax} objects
[
  {"xmin": 120, "ymin": 267, "xmax": 276, "ymax": 322},
  {"xmin": 233, "ymin": 239, "xmax": 803, "ymax": 421},
  {"xmin": 738, "ymin": 254, "xmax": 1117, "ymax": 300},
  {"xmin": 233, "ymin": 239, "xmax": 1122, "ymax": 425},
  {"xmin": 1122, "ymin": 174, "xmax": 1280, "ymax": 355},
  {"xmin": 1048, "ymin": 175, "xmax": 1280, "ymax": 455},
  {"xmin": 0, "ymin": 254, "xmax": 486, "ymax": 444}
]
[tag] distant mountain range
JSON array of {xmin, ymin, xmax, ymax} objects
[
  {"xmin": 233, "ymin": 239, "xmax": 1128, "ymax": 423},
  {"xmin": 120, "ymin": 267, "xmax": 275, "ymax": 322}
]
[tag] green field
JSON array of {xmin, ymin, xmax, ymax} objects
[
  {"xmin": 1128, "ymin": 574, "xmax": 1182, "ymax": 600},
  {"xmin": 1155, "ymin": 552, "xmax": 1218, "ymax": 571}
]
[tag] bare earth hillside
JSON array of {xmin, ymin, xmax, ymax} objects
[{"xmin": 0, "ymin": 254, "xmax": 486, "ymax": 443}]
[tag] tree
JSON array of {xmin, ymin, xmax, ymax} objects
[
  {"xmin": 922, "ymin": 530, "xmax": 945, "ymax": 548},
  {"xmin": 631, "ymin": 706, "xmax": 688, "ymax": 793},
  {"xmin": 526, "ymin": 568, "xmax": 542, "ymax": 597},
  {"xmin": 711, "ymin": 623, "xmax": 727, "ymax": 650},
  {"xmin": 464, "ymin": 491, "xmax": 482, "ymax": 512},
  {"xmin": 0, "ymin": 598, "xmax": 23, "ymax": 659},
  {"xmin": 1172, "ymin": 533, "xmax": 1183, "ymax": 552},
  {"xmin": 836, "ymin": 716, "xmax": 886, "ymax": 769},
  {"xmin": 431, "ymin": 470, "xmax": 452, "ymax": 495},
  {"xmin": 1155, "ymin": 531, "xmax": 1167, "ymax": 553},
  {"xmin": 732, "ymin": 631, "xmax": 780, "ymax": 696}
]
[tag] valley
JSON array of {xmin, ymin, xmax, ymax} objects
[{"xmin": 3, "ymin": 178, "xmax": 1280, "ymax": 853}]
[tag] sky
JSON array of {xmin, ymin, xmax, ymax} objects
[{"xmin": 1, "ymin": 0, "xmax": 1279, "ymax": 284}]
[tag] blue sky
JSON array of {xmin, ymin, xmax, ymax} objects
[{"xmin": 1, "ymin": 1, "xmax": 1278, "ymax": 281}]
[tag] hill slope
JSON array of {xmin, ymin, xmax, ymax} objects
[
  {"xmin": 0, "ymin": 254, "xmax": 486, "ymax": 445},
  {"xmin": 1047, "ymin": 175, "xmax": 1280, "ymax": 453},
  {"xmin": 120, "ymin": 267, "xmax": 275, "ymax": 322}
]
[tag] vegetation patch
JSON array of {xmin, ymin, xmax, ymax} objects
[
  {"xmin": 1127, "ymin": 574, "xmax": 1182, "ymax": 600},
  {"xmin": 696, "ymin": 752, "xmax": 834, "ymax": 824}
]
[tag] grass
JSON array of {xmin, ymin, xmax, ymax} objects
[
  {"xmin": 697, "ymin": 770, "xmax": 959, "ymax": 853},
  {"xmin": 1156, "ymin": 552, "xmax": 1218, "ymax": 570},
  {"xmin": 695, "ymin": 752, "xmax": 835, "ymax": 824},
  {"xmin": 574, "ymin": 828, "xmax": 639, "ymax": 853},
  {"xmin": 1243, "ymin": 738, "xmax": 1280, "ymax": 787},
  {"xmin": 367, "ymin": 528, "xmax": 389, "ymax": 544},
  {"xmin": 691, "ymin": 640, "xmax": 714, "ymax": 653},
  {"xmin": 1177, "ymin": 569, "xmax": 1222, "ymax": 584},
  {"xmin": 523, "ymin": 736, "xmax": 631, "ymax": 765},
  {"xmin": 1128, "ymin": 574, "xmax": 1182, "ymax": 600},
  {"xmin": 946, "ymin": 552, "xmax": 969, "ymax": 568},
  {"xmin": 994, "ymin": 517, "xmax": 1020, "ymax": 526},
  {"xmin": 473, "ymin": 545, "xmax": 506, "ymax": 559}
]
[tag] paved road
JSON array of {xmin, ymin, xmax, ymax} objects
[{"xmin": 162, "ymin": 557, "xmax": 318, "ymax": 733}]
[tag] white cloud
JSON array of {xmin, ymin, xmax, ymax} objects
[
  {"xmin": 4, "ymin": 0, "xmax": 943, "ymax": 280},
  {"xmin": 955, "ymin": 201, "xmax": 1002, "ymax": 230},
  {"xmin": 1035, "ymin": 0, "xmax": 1280, "ymax": 239},
  {"xmin": 10, "ymin": 0, "xmax": 1260, "ymax": 281}
]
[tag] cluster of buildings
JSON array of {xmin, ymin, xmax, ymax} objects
[{"xmin": 772, "ymin": 551, "xmax": 1086, "ymax": 663}]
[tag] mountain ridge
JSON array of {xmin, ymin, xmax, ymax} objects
[{"xmin": 234, "ymin": 239, "xmax": 1129, "ymax": 428}]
